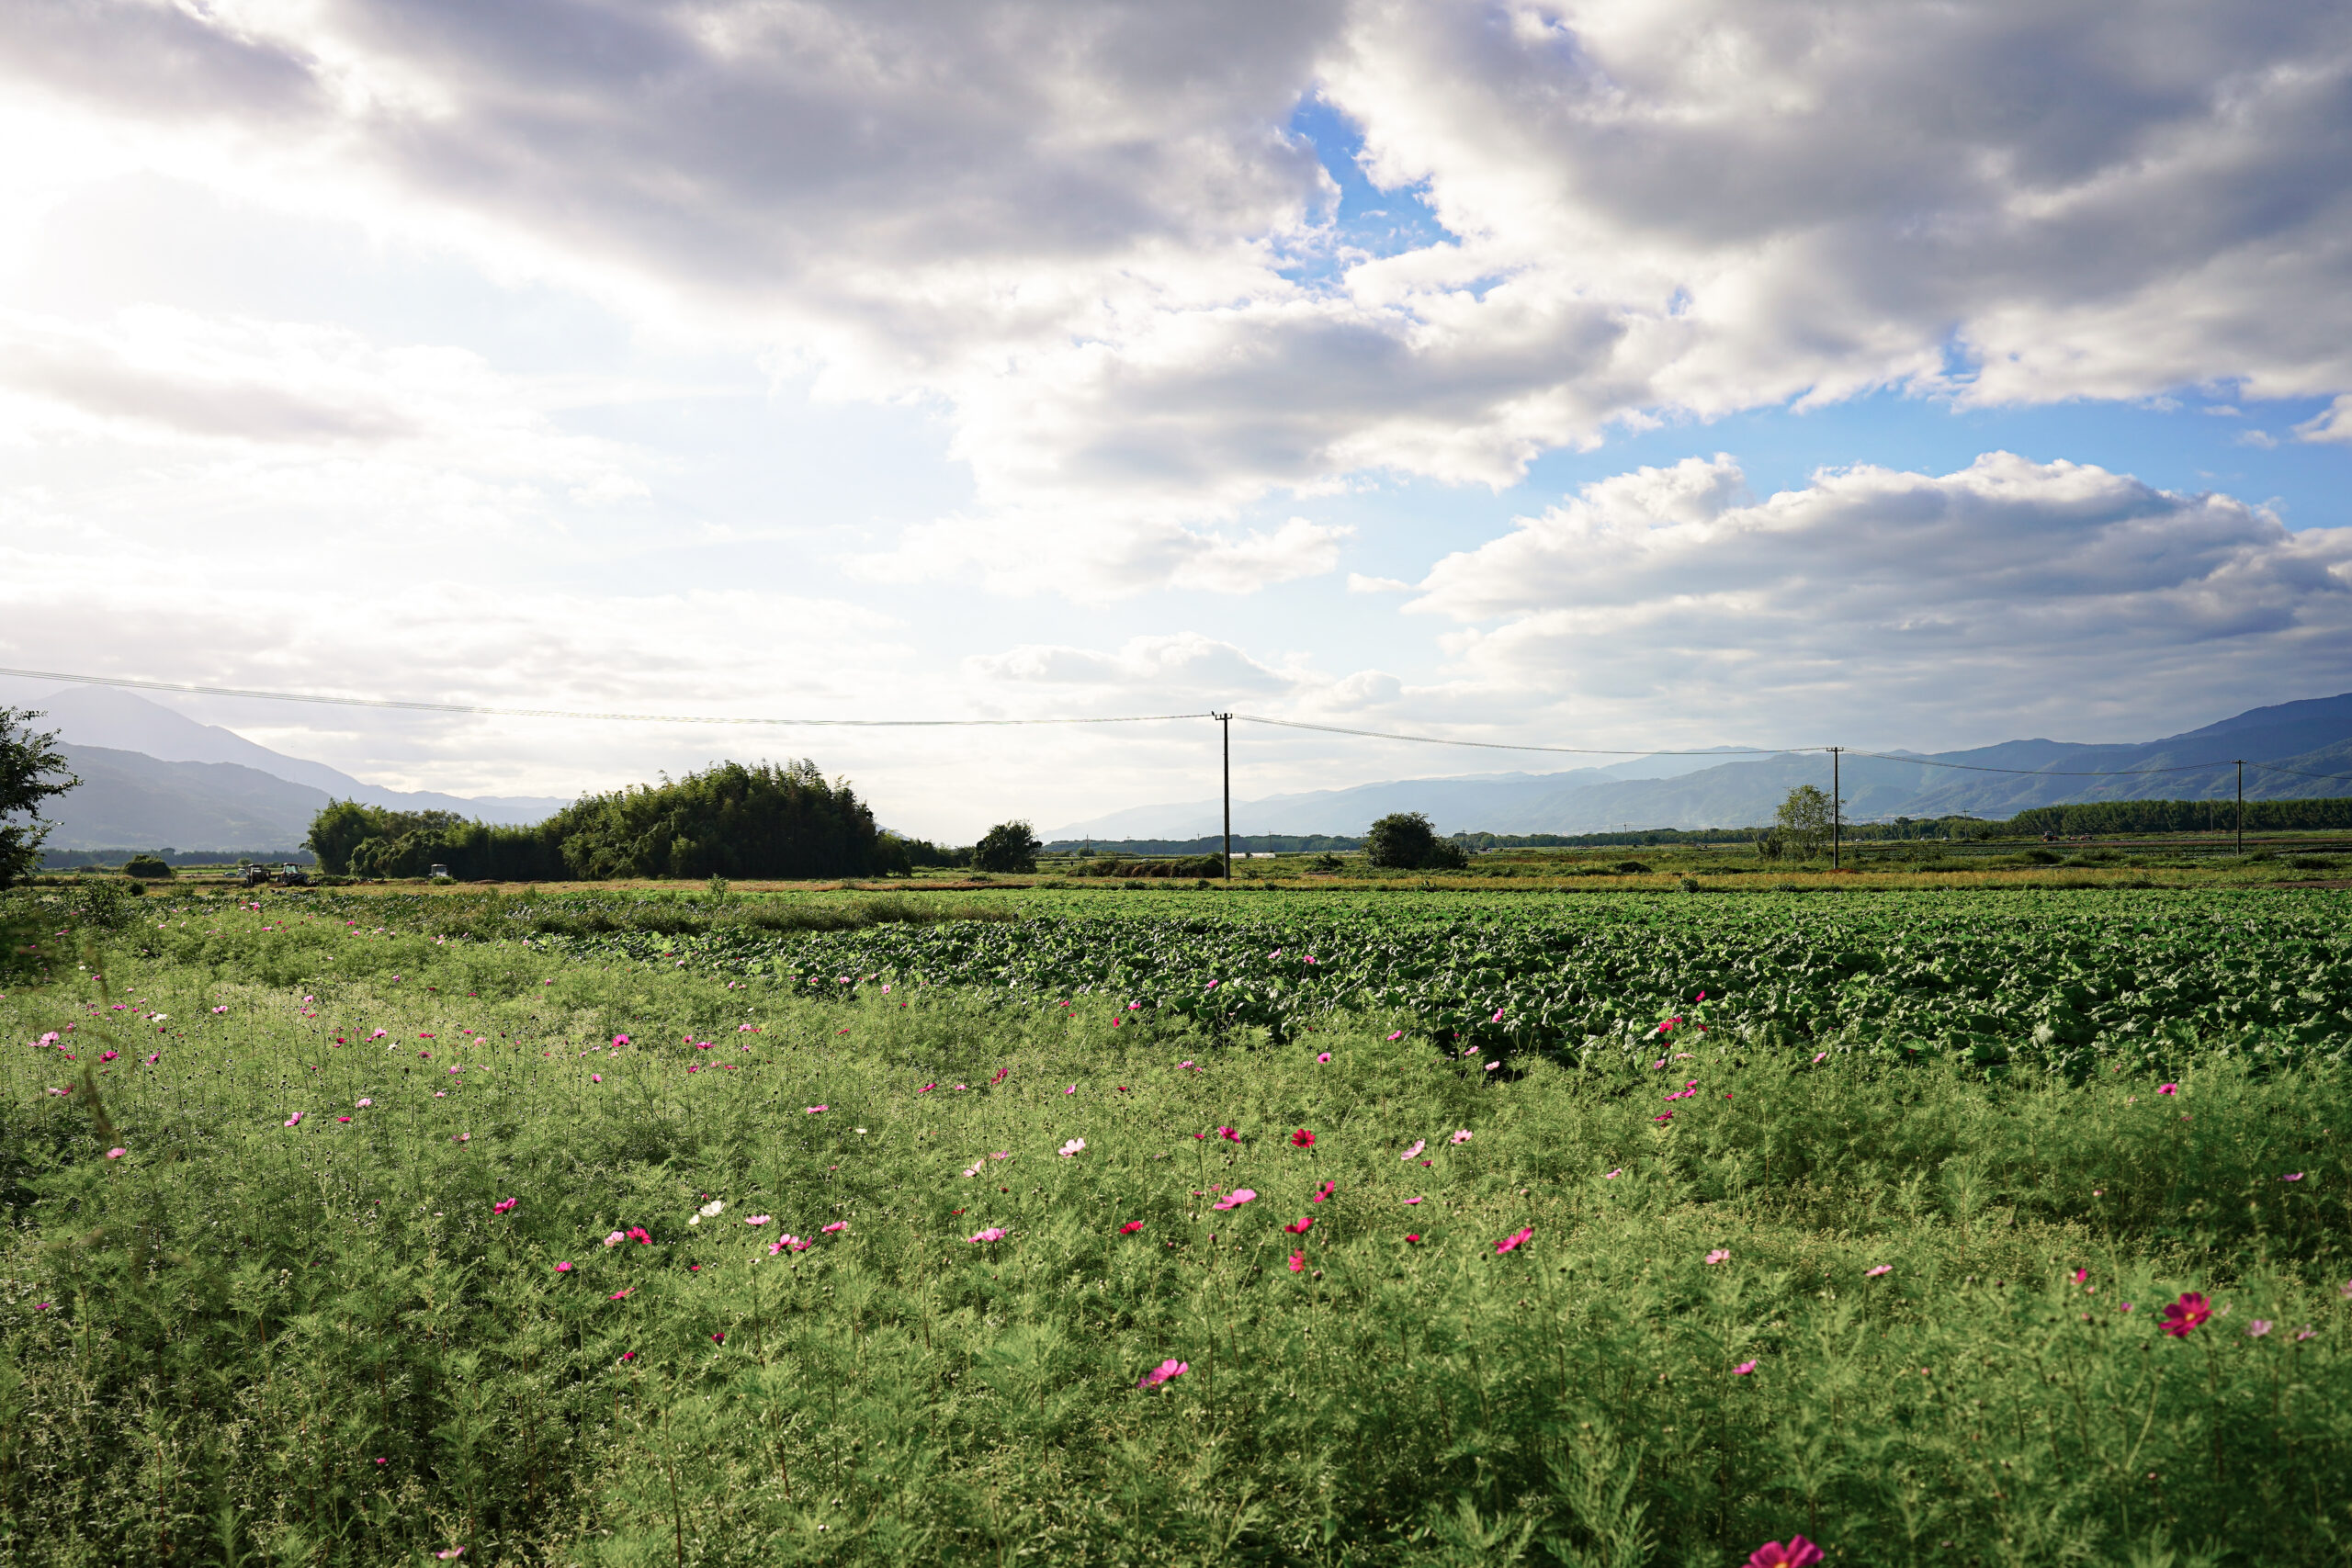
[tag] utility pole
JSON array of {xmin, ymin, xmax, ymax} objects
[
  {"xmin": 1830, "ymin": 746, "xmax": 1842, "ymax": 870},
  {"xmin": 2235, "ymin": 759, "xmax": 2245, "ymax": 855},
  {"xmin": 1216, "ymin": 712, "xmax": 1233, "ymax": 880}
]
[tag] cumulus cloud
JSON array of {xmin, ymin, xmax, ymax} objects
[
  {"xmin": 12, "ymin": 1, "xmax": 2351, "ymax": 570},
  {"xmin": 1411, "ymin": 450, "xmax": 2352, "ymax": 740}
]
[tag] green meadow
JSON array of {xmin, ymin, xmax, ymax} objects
[{"xmin": 5, "ymin": 885, "xmax": 2350, "ymax": 1565}]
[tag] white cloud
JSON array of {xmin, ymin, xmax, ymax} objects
[
  {"xmin": 1409, "ymin": 450, "xmax": 2352, "ymax": 742},
  {"xmin": 12, "ymin": 2, "xmax": 2352, "ymax": 578},
  {"xmin": 1347, "ymin": 572, "xmax": 1414, "ymax": 592}
]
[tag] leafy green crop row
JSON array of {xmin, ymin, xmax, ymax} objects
[{"xmin": 497, "ymin": 888, "xmax": 2352, "ymax": 1079}]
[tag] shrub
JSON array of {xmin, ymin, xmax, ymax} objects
[
  {"xmin": 971, "ymin": 821, "xmax": 1041, "ymax": 874},
  {"xmin": 121, "ymin": 855, "xmax": 174, "ymax": 880},
  {"xmin": 1365, "ymin": 812, "xmax": 1468, "ymax": 870}
]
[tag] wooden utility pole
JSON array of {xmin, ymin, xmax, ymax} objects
[
  {"xmin": 1217, "ymin": 712, "xmax": 1232, "ymax": 880},
  {"xmin": 2235, "ymin": 759, "xmax": 2245, "ymax": 854},
  {"xmin": 1831, "ymin": 746, "xmax": 1842, "ymax": 869}
]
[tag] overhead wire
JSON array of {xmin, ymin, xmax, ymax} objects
[
  {"xmin": 4, "ymin": 665, "xmax": 2340, "ymax": 785},
  {"xmin": 0, "ymin": 667, "xmax": 1210, "ymax": 728}
]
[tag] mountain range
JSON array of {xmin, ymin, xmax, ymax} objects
[
  {"xmin": 1044, "ymin": 694, "xmax": 2352, "ymax": 840},
  {"xmin": 19, "ymin": 686, "xmax": 569, "ymax": 853}
]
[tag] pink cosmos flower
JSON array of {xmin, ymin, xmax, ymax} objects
[
  {"xmin": 821, "ymin": 1221, "xmax": 848, "ymax": 1234},
  {"xmin": 962, "ymin": 1163, "xmax": 984, "ymax": 1178},
  {"xmin": 1178, "ymin": 1060, "xmax": 1196, "ymax": 1070},
  {"xmin": 1317, "ymin": 1052, "xmax": 1331, "ymax": 1064},
  {"xmin": 1732, "ymin": 1359, "xmax": 1757, "ymax": 1376},
  {"xmin": 613, "ymin": 1034, "xmax": 629, "ymax": 1046},
  {"xmin": 1283, "ymin": 1216, "xmax": 1314, "ymax": 1235},
  {"xmin": 1603, "ymin": 1168, "xmax": 1623, "ymax": 1179},
  {"xmin": 1705, "ymin": 1249, "xmax": 1730, "ymax": 1265},
  {"xmin": 1120, "ymin": 1221, "xmax": 1145, "ymax": 1234},
  {"xmin": 1059, "ymin": 1138, "xmax": 1086, "ymax": 1156},
  {"xmin": 771, "ymin": 1235, "xmax": 811, "ymax": 1254},
  {"xmin": 494, "ymin": 1198, "xmax": 517, "ymax": 1215},
  {"xmin": 283, "ymin": 1111, "xmax": 304, "ymax": 1127},
  {"xmin": 1495, "ymin": 1226, "xmax": 1532, "ymax": 1255},
  {"xmin": 1386, "ymin": 1030, "xmax": 1404, "ymax": 1041},
  {"xmin": 1137, "ymin": 1358, "xmax": 1187, "ymax": 1390},
  {"xmin": 591, "ymin": 1074, "xmax": 603, "ymax": 1082},
  {"xmin": 920, "ymin": 1083, "xmax": 935, "ymax": 1093},
  {"xmin": 806, "ymin": 1105, "xmax": 827, "ymax": 1114},
  {"xmin": 2159, "ymin": 1292, "xmax": 2212, "ymax": 1337},
  {"xmin": 1210, "ymin": 1189, "xmax": 1257, "ymax": 1211},
  {"xmin": 1400, "ymin": 1140, "xmax": 1427, "ymax": 1161},
  {"xmin": 1491, "ymin": 1009, "xmax": 1505, "ymax": 1023},
  {"xmin": 1405, "ymin": 1233, "xmax": 1421, "ymax": 1243},
  {"xmin": 2248, "ymin": 1319, "xmax": 2274, "ymax": 1337},
  {"xmin": 2283, "ymin": 1172, "xmax": 2304, "ymax": 1181},
  {"xmin": 746, "ymin": 1215, "xmax": 772, "ymax": 1226},
  {"xmin": 991, "ymin": 1151, "xmax": 1012, "ymax": 1160},
  {"xmin": 1811, "ymin": 1052, "xmax": 1828, "ymax": 1065},
  {"xmin": 1406, "ymin": 1196, "xmax": 1424, "ymax": 1205},
  {"xmin": 1065, "ymin": 1084, "xmax": 1077, "ymax": 1095},
  {"xmin": 2297, "ymin": 1325, "xmax": 2317, "ymax": 1340},
  {"xmin": 628, "ymin": 1227, "xmax": 651, "ymax": 1244},
  {"xmin": 1747, "ymin": 1536, "xmax": 1822, "ymax": 1568},
  {"xmin": 143, "ymin": 1054, "xmax": 160, "ymax": 1065},
  {"xmin": 356, "ymin": 1098, "xmax": 372, "ymax": 1108},
  {"xmin": 2157, "ymin": 1083, "xmax": 2178, "ymax": 1096},
  {"xmin": 1486, "ymin": 1061, "xmax": 1500, "ymax": 1071},
  {"xmin": 554, "ymin": 1261, "xmax": 572, "ymax": 1273},
  {"xmin": 968, "ymin": 1227, "xmax": 1007, "ymax": 1243},
  {"xmin": 1450, "ymin": 1130, "xmax": 1472, "ymax": 1145},
  {"xmin": 1865, "ymin": 1264, "xmax": 1893, "ymax": 1278},
  {"xmin": 605, "ymin": 1231, "xmax": 627, "ymax": 1247},
  {"xmin": 1291, "ymin": 1128, "xmax": 1315, "ymax": 1147},
  {"xmin": 106, "ymin": 1146, "xmax": 126, "ymax": 1160},
  {"xmin": 1310, "ymin": 1180, "xmax": 1336, "ymax": 1202},
  {"xmin": 1288, "ymin": 1252, "xmax": 1306, "ymax": 1272}
]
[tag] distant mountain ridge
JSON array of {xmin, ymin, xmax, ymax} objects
[
  {"xmin": 28, "ymin": 685, "xmax": 567, "ymax": 825},
  {"xmin": 1043, "ymin": 694, "xmax": 2352, "ymax": 840}
]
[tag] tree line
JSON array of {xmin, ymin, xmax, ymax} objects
[{"xmin": 306, "ymin": 760, "xmax": 895, "ymax": 881}]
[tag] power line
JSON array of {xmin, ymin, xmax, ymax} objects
[
  {"xmin": 7, "ymin": 664, "xmax": 2348, "ymax": 788},
  {"xmin": 0, "ymin": 667, "xmax": 1210, "ymax": 729},
  {"xmin": 1233, "ymin": 714, "xmax": 1809, "ymax": 757}
]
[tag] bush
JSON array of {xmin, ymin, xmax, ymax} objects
[
  {"xmin": 971, "ymin": 820, "xmax": 1041, "ymax": 874},
  {"xmin": 121, "ymin": 855, "xmax": 174, "ymax": 880},
  {"xmin": 1364, "ymin": 812, "xmax": 1468, "ymax": 870}
]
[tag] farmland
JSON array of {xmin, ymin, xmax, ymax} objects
[{"xmin": 6, "ymin": 882, "xmax": 2351, "ymax": 1564}]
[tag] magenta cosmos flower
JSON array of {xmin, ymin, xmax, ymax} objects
[
  {"xmin": 554, "ymin": 1261, "xmax": 573, "ymax": 1273},
  {"xmin": 968, "ymin": 1227, "xmax": 1007, "ymax": 1243},
  {"xmin": 1495, "ymin": 1226, "xmax": 1533, "ymax": 1255},
  {"xmin": 1210, "ymin": 1189, "xmax": 1257, "ymax": 1211},
  {"xmin": 1291, "ymin": 1128, "xmax": 1316, "ymax": 1148},
  {"xmin": 1288, "ymin": 1252, "xmax": 1306, "ymax": 1272},
  {"xmin": 493, "ymin": 1198, "xmax": 517, "ymax": 1215},
  {"xmin": 1732, "ymin": 1359, "xmax": 1758, "ymax": 1375},
  {"xmin": 1747, "ymin": 1536, "xmax": 1823, "ymax": 1568},
  {"xmin": 1137, "ymin": 1359, "xmax": 1188, "ymax": 1390},
  {"xmin": 2160, "ymin": 1292, "xmax": 2213, "ymax": 1337}
]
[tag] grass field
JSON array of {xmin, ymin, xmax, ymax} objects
[{"xmin": 6, "ymin": 884, "xmax": 2351, "ymax": 1565}]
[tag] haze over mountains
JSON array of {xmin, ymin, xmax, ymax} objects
[
  {"xmin": 26, "ymin": 686, "xmax": 569, "ymax": 852},
  {"xmin": 18, "ymin": 684, "xmax": 2352, "ymax": 855},
  {"xmin": 1046, "ymin": 694, "xmax": 2352, "ymax": 840}
]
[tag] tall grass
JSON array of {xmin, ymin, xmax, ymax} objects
[{"xmin": 3, "ymin": 922, "xmax": 2348, "ymax": 1564}]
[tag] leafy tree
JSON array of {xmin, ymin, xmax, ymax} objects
[
  {"xmin": 1775, "ymin": 784, "xmax": 1836, "ymax": 859},
  {"xmin": 553, "ymin": 759, "xmax": 880, "ymax": 880},
  {"xmin": 1, "ymin": 707, "xmax": 76, "ymax": 891},
  {"xmin": 1365, "ymin": 812, "xmax": 1469, "ymax": 871},
  {"xmin": 122, "ymin": 854, "xmax": 175, "ymax": 879},
  {"xmin": 971, "ymin": 820, "xmax": 1041, "ymax": 874}
]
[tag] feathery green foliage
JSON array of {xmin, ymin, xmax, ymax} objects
[{"xmin": 5, "ymin": 886, "xmax": 2350, "ymax": 1564}]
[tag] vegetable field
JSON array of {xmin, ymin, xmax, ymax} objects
[
  {"xmin": 507, "ymin": 887, "xmax": 2352, "ymax": 1077},
  {"xmin": 6, "ymin": 884, "xmax": 2350, "ymax": 1565}
]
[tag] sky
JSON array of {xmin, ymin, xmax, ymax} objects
[{"xmin": 4, "ymin": 0, "xmax": 2351, "ymax": 840}]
